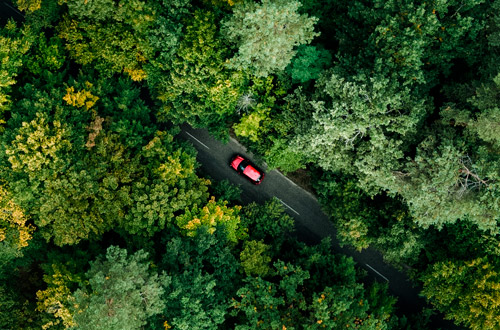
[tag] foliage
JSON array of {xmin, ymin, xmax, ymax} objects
[
  {"xmin": 313, "ymin": 174, "xmax": 375, "ymax": 251},
  {"xmin": 375, "ymin": 219, "xmax": 425, "ymax": 267},
  {"xmin": 1, "ymin": 73, "xmax": 209, "ymax": 245},
  {"xmin": 233, "ymin": 75, "xmax": 288, "ymax": 146},
  {"xmin": 290, "ymin": 70, "xmax": 429, "ymax": 194},
  {"xmin": 286, "ymin": 45, "xmax": 332, "ymax": 83},
  {"xmin": 0, "ymin": 184, "xmax": 34, "ymax": 258},
  {"xmin": 333, "ymin": 0, "xmax": 487, "ymax": 89},
  {"xmin": 72, "ymin": 246, "xmax": 167, "ymax": 330},
  {"xmin": 232, "ymin": 238, "xmax": 398, "ymax": 329},
  {"xmin": 176, "ymin": 196, "xmax": 243, "ymax": 243},
  {"xmin": 231, "ymin": 261, "xmax": 310, "ymax": 329},
  {"xmin": 313, "ymin": 171, "xmax": 425, "ymax": 265},
  {"xmin": 294, "ymin": 239, "xmax": 398, "ymax": 329},
  {"xmin": 0, "ymin": 21, "xmax": 31, "ymax": 130},
  {"xmin": 208, "ymin": 178, "xmax": 242, "ymax": 204},
  {"xmin": 239, "ymin": 198, "xmax": 295, "ymax": 247},
  {"xmin": 159, "ymin": 228, "xmax": 239, "ymax": 329},
  {"xmin": 2, "ymin": 0, "xmax": 500, "ymax": 328},
  {"xmin": 264, "ymin": 136, "xmax": 306, "ymax": 174},
  {"xmin": 24, "ymin": 32, "xmax": 66, "ymax": 76},
  {"xmin": 239, "ymin": 240, "xmax": 271, "ymax": 276},
  {"xmin": 262, "ymin": 87, "xmax": 313, "ymax": 173},
  {"xmin": 233, "ymin": 106, "xmax": 269, "ymax": 142},
  {"xmin": 57, "ymin": 0, "xmax": 157, "ymax": 80},
  {"xmin": 0, "ymin": 284, "xmax": 40, "ymax": 329},
  {"xmin": 203, "ymin": 0, "xmax": 241, "ymax": 7},
  {"xmin": 385, "ymin": 132, "xmax": 499, "ymax": 232},
  {"xmin": 36, "ymin": 251, "xmax": 91, "ymax": 330},
  {"xmin": 155, "ymin": 10, "xmax": 245, "ymax": 135},
  {"xmin": 16, "ymin": 0, "xmax": 42, "ymax": 12},
  {"xmin": 420, "ymin": 257, "xmax": 500, "ymax": 329},
  {"xmin": 222, "ymin": 0, "xmax": 319, "ymax": 77}
]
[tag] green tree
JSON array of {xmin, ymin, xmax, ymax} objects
[
  {"xmin": 286, "ymin": 45, "xmax": 331, "ymax": 84},
  {"xmin": 57, "ymin": 0, "xmax": 161, "ymax": 80},
  {"xmin": 420, "ymin": 257, "xmax": 500, "ymax": 329},
  {"xmin": 155, "ymin": 10, "xmax": 245, "ymax": 135},
  {"xmin": 24, "ymin": 32, "xmax": 66, "ymax": 76},
  {"xmin": 175, "ymin": 196, "xmax": 244, "ymax": 243},
  {"xmin": 159, "ymin": 228, "xmax": 239, "ymax": 329},
  {"xmin": 208, "ymin": 178, "xmax": 242, "ymax": 204},
  {"xmin": 231, "ymin": 261, "xmax": 310, "ymax": 329},
  {"xmin": 383, "ymin": 132, "xmax": 499, "ymax": 232},
  {"xmin": 36, "ymin": 249, "xmax": 94, "ymax": 330},
  {"xmin": 1, "ymin": 74, "xmax": 209, "ymax": 245},
  {"xmin": 0, "ymin": 184, "xmax": 34, "ymax": 264},
  {"xmin": 0, "ymin": 21, "xmax": 31, "ymax": 131},
  {"xmin": 290, "ymin": 70, "xmax": 428, "ymax": 194},
  {"xmin": 232, "ymin": 237, "xmax": 398, "ymax": 329},
  {"xmin": 239, "ymin": 198, "xmax": 295, "ymax": 249},
  {"xmin": 16, "ymin": 0, "xmax": 42, "ymax": 12},
  {"xmin": 72, "ymin": 246, "xmax": 167, "ymax": 330},
  {"xmin": 331, "ymin": 0, "xmax": 487, "ymax": 89},
  {"xmin": 262, "ymin": 87, "xmax": 312, "ymax": 173},
  {"xmin": 222, "ymin": 0, "xmax": 319, "ymax": 77},
  {"xmin": 233, "ymin": 75, "xmax": 288, "ymax": 144},
  {"xmin": 289, "ymin": 239, "xmax": 397, "ymax": 329},
  {"xmin": 239, "ymin": 240, "xmax": 271, "ymax": 276}
]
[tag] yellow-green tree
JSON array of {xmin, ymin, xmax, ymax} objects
[
  {"xmin": 0, "ymin": 21, "xmax": 31, "ymax": 131},
  {"xmin": 421, "ymin": 257, "xmax": 500, "ymax": 329},
  {"xmin": 57, "ymin": 0, "xmax": 156, "ymax": 81},
  {"xmin": 0, "ymin": 184, "xmax": 34, "ymax": 263},
  {"xmin": 176, "ymin": 196, "xmax": 244, "ymax": 243}
]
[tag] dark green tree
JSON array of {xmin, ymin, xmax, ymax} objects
[
  {"xmin": 286, "ymin": 45, "xmax": 331, "ymax": 84},
  {"xmin": 159, "ymin": 228, "xmax": 239, "ymax": 329},
  {"xmin": 239, "ymin": 240, "xmax": 271, "ymax": 276},
  {"xmin": 57, "ymin": 0, "xmax": 157, "ymax": 80}
]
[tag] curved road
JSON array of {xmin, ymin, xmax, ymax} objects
[{"xmin": 179, "ymin": 124, "xmax": 459, "ymax": 328}]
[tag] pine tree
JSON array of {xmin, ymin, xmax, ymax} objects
[
  {"xmin": 222, "ymin": 0, "xmax": 319, "ymax": 77},
  {"xmin": 72, "ymin": 246, "xmax": 168, "ymax": 330}
]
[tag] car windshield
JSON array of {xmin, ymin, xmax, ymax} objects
[{"xmin": 238, "ymin": 160, "xmax": 248, "ymax": 172}]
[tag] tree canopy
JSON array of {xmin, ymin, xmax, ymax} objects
[{"xmin": 1, "ymin": 0, "xmax": 499, "ymax": 328}]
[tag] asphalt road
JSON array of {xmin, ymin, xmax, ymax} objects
[
  {"xmin": 0, "ymin": 1, "xmax": 23, "ymax": 25},
  {"xmin": 178, "ymin": 125, "xmax": 460, "ymax": 328}
]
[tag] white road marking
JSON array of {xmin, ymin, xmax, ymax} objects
[
  {"xmin": 277, "ymin": 198, "xmax": 300, "ymax": 215},
  {"xmin": 185, "ymin": 132, "xmax": 210, "ymax": 150},
  {"xmin": 365, "ymin": 264, "xmax": 389, "ymax": 282},
  {"xmin": 3, "ymin": 2, "xmax": 24, "ymax": 17}
]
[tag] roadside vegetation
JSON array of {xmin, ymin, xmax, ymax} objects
[{"xmin": 0, "ymin": 0, "xmax": 499, "ymax": 329}]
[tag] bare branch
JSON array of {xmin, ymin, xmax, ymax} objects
[
  {"xmin": 451, "ymin": 155, "xmax": 490, "ymax": 198},
  {"xmin": 236, "ymin": 92, "xmax": 256, "ymax": 115}
]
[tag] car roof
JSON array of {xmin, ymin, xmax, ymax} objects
[{"xmin": 243, "ymin": 165, "xmax": 261, "ymax": 181}]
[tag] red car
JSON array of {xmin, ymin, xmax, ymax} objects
[{"xmin": 229, "ymin": 155, "xmax": 265, "ymax": 185}]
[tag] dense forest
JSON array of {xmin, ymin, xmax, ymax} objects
[{"xmin": 0, "ymin": 0, "xmax": 499, "ymax": 329}]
